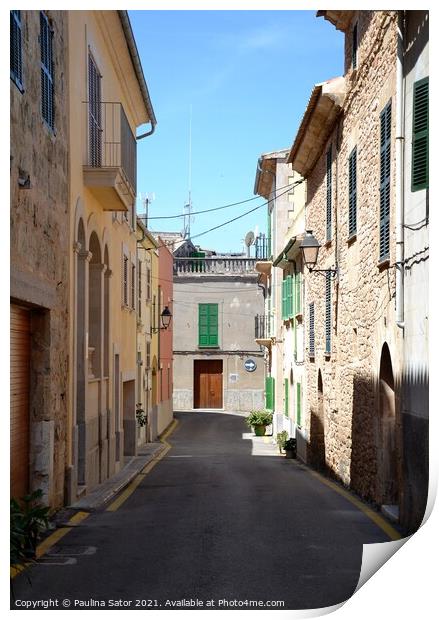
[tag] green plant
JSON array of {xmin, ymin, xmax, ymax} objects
[
  {"xmin": 284, "ymin": 438, "xmax": 297, "ymax": 452},
  {"xmin": 245, "ymin": 409, "xmax": 273, "ymax": 428},
  {"xmin": 136, "ymin": 403, "xmax": 147, "ymax": 427},
  {"xmin": 10, "ymin": 489, "xmax": 50, "ymax": 569},
  {"xmin": 276, "ymin": 431, "xmax": 288, "ymax": 453}
]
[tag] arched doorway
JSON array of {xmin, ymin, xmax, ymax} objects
[
  {"xmin": 378, "ymin": 343, "xmax": 398, "ymax": 506},
  {"xmin": 310, "ymin": 370, "xmax": 326, "ymax": 471}
]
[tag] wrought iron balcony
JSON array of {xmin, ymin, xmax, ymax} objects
[
  {"xmin": 83, "ymin": 101, "xmax": 137, "ymax": 211},
  {"xmin": 174, "ymin": 256, "xmax": 258, "ymax": 276},
  {"xmin": 255, "ymin": 233, "xmax": 271, "ymax": 260},
  {"xmin": 255, "ymin": 314, "xmax": 273, "ymax": 344}
]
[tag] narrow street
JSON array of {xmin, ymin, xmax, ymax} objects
[{"xmin": 12, "ymin": 411, "xmax": 393, "ymax": 611}]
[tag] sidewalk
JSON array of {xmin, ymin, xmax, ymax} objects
[{"xmin": 69, "ymin": 442, "xmax": 165, "ymax": 512}]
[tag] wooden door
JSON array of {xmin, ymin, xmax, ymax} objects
[
  {"xmin": 10, "ymin": 304, "xmax": 31, "ymax": 499},
  {"xmin": 194, "ymin": 360, "xmax": 223, "ymax": 409}
]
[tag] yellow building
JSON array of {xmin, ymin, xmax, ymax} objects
[
  {"xmin": 135, "ymin": 219, "xmax": 159, "ymax": 445},
  {"xmin": 67, "ymin": 10, "xmax": 156, "ymax": 501}
]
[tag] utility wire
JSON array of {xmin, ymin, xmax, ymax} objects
[{"xmin": 145, "ymin": 180, "xmax": 301, "ymax": 220}]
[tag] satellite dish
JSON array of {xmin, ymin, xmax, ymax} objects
[{"xmin": 245, "ymin": 231, "xmax": 255, "ymax": 247}]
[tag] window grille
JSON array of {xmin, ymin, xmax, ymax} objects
[
  {"xmin": 325, "ymin": 273, "xmax": 331, "ymax": 354},
  {"xmin": 309, "ymin": 302, "xmax": 315, "ymax": 357}
]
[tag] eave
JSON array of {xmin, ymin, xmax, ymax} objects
[
  {"xmin": 273, "ymin": 233, "xmax": 305, "ymax": 269},
  {"xmin": 316, "ymin": 10, "xmax": 355, "ymax": 33},
  {"xmin": 287, "ymin": 77, "xmax": 346, "ymax": 178}
]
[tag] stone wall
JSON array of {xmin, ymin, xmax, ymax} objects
[
  {"xmin": 10, "ymin": 11, "xmax": 69, "ymax": 508},
  {"xmin": 303, "ymin": 12, "xmax": 404, "ymax": 507}
]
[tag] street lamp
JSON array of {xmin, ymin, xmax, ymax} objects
[
  {"xmin": 299, "ymin": 230, "xmax": 338, "ymax": 279},
  {"xmin": 152, "ymin": 306, "xmax": 172, "ymax": 333}
]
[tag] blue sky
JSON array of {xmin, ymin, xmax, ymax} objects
[{"xmin": 130, "ymin": 10, "xmax": 343, "ymax": 253}]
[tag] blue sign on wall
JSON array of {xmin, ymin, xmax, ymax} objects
[{"xmin": 244, "ymin": 359, "xmax": 257, "ymax": 372}]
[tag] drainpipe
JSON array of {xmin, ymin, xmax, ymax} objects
[
  {"xmin": 119, "ymin": 11, "xmax": 157, "ymax": 139},
  {"xmin": 396, "ymin": 11, "xmax": 405, "ymax": 329}
]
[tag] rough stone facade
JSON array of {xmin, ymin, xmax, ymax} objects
[
  {"xmin": 10, "ymin": 10, "xmax": 69, "ymax": 508},
  {"xmin": 300, "ymin": 12, "xmax": 406, "ymax": 514}
]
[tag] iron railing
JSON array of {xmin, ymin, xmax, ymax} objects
[
  {"xmin": 255, "ymin": 314, "xmax": 272, "ymax": 339},
  {"xmin": 174, "ymin": 257, "xmax": 258, "ymax": 276},
  {"xmin": 255, "ymin": 234, "xmax": 271, "ymax": 260},
  {"xmin": 84, "ymin": 101, "xmax": 137, "ymax": 194}
]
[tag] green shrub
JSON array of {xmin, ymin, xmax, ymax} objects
[
  {"xmin": 276, "ymin": 431, "xmax": 288, "ymax": 452},
  {"xmin": 10, "ymin": 489, "xmax": 50, "ymax": 568},
  {"xmin": 284, "ymin": 438, "xmax": 297, "ymax": 452},
  {"xmin": 245, "ymin": 409, "xmax": 273, "ymax": 428}
]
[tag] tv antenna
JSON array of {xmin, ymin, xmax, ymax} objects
[
  {"xmin": 139, "ymin": 192, "xmax": 155, "ymax": 229},
  {"xmin": 183, "ymin": 105, "xmax": 194, "ymax": 239}
]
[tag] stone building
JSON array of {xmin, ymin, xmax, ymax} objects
[
  {"xmin": 253, "ymin": 151, "xmax": 307, "ymax": 443},
  {"xmin": 10, "ymin": 11, "xmax": 69, "ymax": 507},
  {"xmin": 286, "ymin": 10, "xmax": 428, "ymax": 532},
  {"xmin": 173, "ymin": 252, "xmax": 265, "ymax": 413},
  {"xmin": 66, "ymin": 10, "xmax": 156, "ymax": 502}
]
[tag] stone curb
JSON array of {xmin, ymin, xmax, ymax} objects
[{"xmin": 69, "ymin": 442, "xmax": 165, "ymax": 511}]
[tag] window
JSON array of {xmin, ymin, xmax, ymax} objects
[
  {"xmin": 296, "ymin": 382, "xmax": 302, "ymax": 426},
  {"xmin": 265, "ymin": 376, "xmax": 275, "ymax": 411},
  {"xmin": 309, "ymin": 302, "xmax": 315, "ymax": 357},
  {"xmin": 131, "ymin": 263, "xmax": 136, "ymax": 309},
  {"xmin": 40, "ymin": 12, "xmax": 54, "ymax": 130},
  {"xmin": 146, "ymin": 266, "xmax": 151, "ymax": 301},
  {"xmin": 325, "ymin": 273, "xmax": 331, "ymax": 355},
  {"xmin": 412, "ymin": 77, "xmax": 429, "ymax": 192},
  {"xmin": 198, "ymin": 303, "xmax": 218, "ymax": 347},
  {"xmin": 88, "ymin": 52, "xmax": 102, "ymax": 167},
  {"xmin": 284, "ymin": 378, "xmax": 289, "ymax": 417},
  {"xmin": 352, "ymin": 23, "xmax": 358, "ymax": 70},
  {"xmin": 348, "ymin": 147, "xmax": 357, "ymax": 237},
  {"xmin": 146, "ymin": 341, "xmax": 151, "ymax": 370},
  {"xmin": 123, "ymin": 255, "xmax": 128, "ymax": 306},
  {"xmin": 137, "ymin": 260, "xmax": 142, "ymax": 318},
  {"xmin": 326, "ymin": 147, "xmax": 332, "ymax": 241},
  {"xmin": 10, "ymin": 10, "xmax": 23, "ymax": 90},
  {"xmin": 379, "ymin": 101, "xmax": 392, "ymax": 261},
  {"xmin": 282, "ymin": 276, "xmax": 295, "ymax": 320}
]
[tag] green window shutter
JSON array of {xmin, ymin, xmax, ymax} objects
[
  {"xmin": 348, "ymin": 147, "xmax": 357, "ymax": 237},
  {"xmin": 325, "ymin": 273, "xmax": 331, "ymax": 354},
  {"xmin": 293, "ymin": 318, "xmax": 297, "ymax": 357},
  {"xmin": 379, "ymin": 101, "xmax": 391, "ymax": 261},
  {"xmin": 309, "ymin": 302, "xmax": 315, "ymax": 356},
  {"xmin": 296, "ymin": 382, "xmax": 302, "ymax": 426},
  {"xmin": 282, "ymin": 280, "xmax": 288, "ymax": 321},
  {"xmin": 290, "ymin": 275, "xmax": 295, "ymax": 318},
  {"xmin": 326, "ymin": 147, "xmax": 332, "ymax": 241},
  {"xmin": 265, "ymin": 376, "xmax": 275, "ymax": 411},
  {"xmin": 295, "ymin": 272, "xmax": 302, "ymax": 315},
  {"xmin": 198, "ymin": 303, "xmax": 218, "ymax": 347},
  {"xmin": 412, "ymin": 77, "xmax": 429, "ymax": 192},
  {"xmin": 10, "ymin": 11, "xmax": 23, "ymax": 89},
  {"xmin": 40, "ymin": 12, "xmax": 54, "ymax": 130},
  {"xmin": 284, "ymin": 378, "xmax": 289, "ymax": 417}
]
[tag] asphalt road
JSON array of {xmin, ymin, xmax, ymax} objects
[{"xmin": 11, "ymin": 411, "xmax": 392, "ymax": 611}]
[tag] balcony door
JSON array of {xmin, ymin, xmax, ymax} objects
[
  {"xmin": 194, "ymin": 360, "xmax": 223, "ymax": 409},
  {"xmin": 88, "ymin": 52, "xmax": 102, "ymax": 167}
]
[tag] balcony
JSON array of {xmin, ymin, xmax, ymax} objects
[
  {"xmin": 174, "ymin": 256, "xmax": 258, "ymax": 277},
  {"xmin": 254, "ymin": 233, "xmax": 272, "ymax": 279},
  {"xmin": 83, "ymin": 102, "xmax": 137, "ymax": 212},
  {"xmin": 255, "ymin": 314, "xmax": 273, "ymax": 348}
]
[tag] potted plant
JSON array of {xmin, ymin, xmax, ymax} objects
[
  {"xmin": 245, "ymin": 409, "xmax": 273, "ymax": 436},
  {"xmin": 276, "ymin": 430, "xmax": 288, "ymax": 454},
  {"xmin": 284, "ymin": 438, "xmax": 297, "ymax": 459}
]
